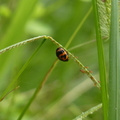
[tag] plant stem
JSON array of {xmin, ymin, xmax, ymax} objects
[
  {"xmin": 73, "ymin": 103, "xmax": 102, "ymax": 120},
  {"xmin": 17, "ymin": 60, "xmax": 58, "ymax": 120},
  {"xmin": 0, "ymin": 36, "xmax": 100, "ymax": 91},
  {"xmin": 92, "ymin": 0, "xmax": 108, "ymax": 119},
  {"xmin": 0, "ymin": 38, "xmax": 46, "ymax": 101},
  {"xmin": 0, "ymin": 36, "xmax": 46, "ymax": 55},
  {"xmin": 65, "ymin": 6, "xmax": 93, "ymax": 48},
  {"xmin": 108, "ymin": 0, "xmax": 120, "ymax": 120}
]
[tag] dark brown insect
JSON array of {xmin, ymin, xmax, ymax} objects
[{"xmin": 56, "ymin": 47, "xmax": 69, "ymax": 61}]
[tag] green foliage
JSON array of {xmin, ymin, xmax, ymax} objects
[
  {"xmin": 92, "ymin": 0, "xmax": 110, "ymax": 119},
  {"xmin": 0, "ymin": 0, "xmax": 116, "ymax": 120},
  {"xmin": 108, "ymin": 0, "xmax": 120, "ymax": 120}
]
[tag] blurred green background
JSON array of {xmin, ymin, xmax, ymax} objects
[{"xmin": 0, "ymin": 0, "xmax": 108, "ymax": 120}]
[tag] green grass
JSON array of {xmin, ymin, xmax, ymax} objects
[
  {"xmin": 92, "ymin": 0, "xmax": 108, "ymax": 119},
  {"xmin": 1, "ymin": 0, "xmax": 119, "ymax": 120},
  {"xmin": 108, "ymin": 0, "xmax": 120, "ymax": 120}
]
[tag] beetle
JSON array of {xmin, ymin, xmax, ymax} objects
[{"xmin": 56, "ymin": 47, "xmax": 69, "ymax": 61}]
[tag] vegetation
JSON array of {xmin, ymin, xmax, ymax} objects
[{"xmin": 0, "ymin": 0, "xmax": 119, "ymax": 120}]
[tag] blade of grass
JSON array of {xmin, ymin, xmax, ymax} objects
[
  {"xmin": 65, "ymin": 6, "xmax": 93, "ymax": 48},
  {"xmin": 0, "ymin": 35, "xmax": 100, "ymax": 93},
  {"xmin": 17, "ymin": 59, "xmax": 58, "ymax": 120},
  {"xmin": 92, "ymin": 0, "xmax": 108, "ymax": 119},
  {"xmin": 48, "ymin": 36, "xmax": 100, "ymax": 88},
  {"xmin": 69, "ymin": 39, "xmax": 95, "ymax": 51},
  {"xmin": 0, "ymin": 36, "xmax": 46, "ymax": 55},
  {"xmin": 16, "ymin": 37, "xmax": 99, "ymax": 119},
  {"xmin": 3, "ymin": 6, "xmax": 94, "ymax": 119},
  {"xmin": 73, "ymin": 103, "xmax": 102, "ymax": 120},
  {"xmin": 0, "ymin": 39, "xmax": 46, "ymax": 101},
  {"xmin": 108, "ymin": 0, "xmax": 120, "ymax": 120},
  {"xmin": 0, "ymin": 0, "xmax": 39, "ymax": 88},
  {"xmin": 17, "ymin": 37, "xmax": 100, "ymax": 119}
]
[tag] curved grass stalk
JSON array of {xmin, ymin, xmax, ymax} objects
[
  {"xmin": 73, "ymin": 103, "xmax": 102, "ymax": 120},
  {"xmin": 0, "ymin": 36, "xmax": 46, "ymax": 55},
  {"xmin": 0, "ymin": 6, "xmax": 100, "ymax": 119},
  {"xmin": 17, "ymin": 38, "xmax": 98, "ymax": 120},
  {"xmin": 0, "ymin": 38, "xmax": 46, "ymax": 101},
  {"xmin": 0, "ymin": 35, "xmax": 100, "ymax": 90},
  {"xmin": 48, "ymin": 36, "xmax": 100, "ymax": 88}
]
